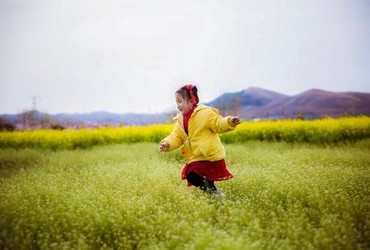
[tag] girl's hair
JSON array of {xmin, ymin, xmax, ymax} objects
[{"xmin": 176, "ymin": 85, "xmax": 199, "ymax": 105}]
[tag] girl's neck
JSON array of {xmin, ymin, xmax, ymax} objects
[{"xmin": 185, "ymin": 105, "xmax": 197, "ymax": 116}]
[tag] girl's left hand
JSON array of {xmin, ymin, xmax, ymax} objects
[{"xmin": 230, "ymin": 116, "xmax": 241, "ymax": 126}]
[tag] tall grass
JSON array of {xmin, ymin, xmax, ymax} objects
[
  {"xmin": 1, "ymin": 116, "xmax": 370, "ymax": 150},
  {"xmin": 1, "ymin": 141, "xmax": 369, "ymax": 249}
]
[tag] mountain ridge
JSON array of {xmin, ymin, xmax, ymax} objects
[
  {"xmin": 206, "ymin": 87, "xmax": 370, "ymax": 119},
  {"xmin": 1, "ymin": 87, "xmax": 369, "ymax": 128}
]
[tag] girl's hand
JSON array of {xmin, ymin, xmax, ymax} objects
[
  {"xmin": 229, "ymin": 116, "xmax": 241, "ymax": 126},
  {"xmin": 158, "ymin": 141, "xmax": 169, "ymax": 152}
]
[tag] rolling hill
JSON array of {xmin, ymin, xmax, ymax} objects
[
  {"xmin": 206, "ymin": 87, "xmax": 370, "ymax": 119},
  {"xmin": 1, "ymin": 87, "xmax": 369, "ymax": 128}
]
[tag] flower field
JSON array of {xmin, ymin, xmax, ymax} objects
[
  {"xmin": 0, "ymin": 116, "xmax": 369, "ymax": 149},
  {"xmin": 1, "ymin": 141, "xmax": 369, "ymax": 249},
  {"xmin": 0, "ymin": 124, "xmax": 173, "ymax": 150},
  {"xmin": 222, "ymin": 115, "xmax": 370, "ymax": 143}
]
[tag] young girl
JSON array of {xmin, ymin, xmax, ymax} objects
[{"xmin": 159, "ymin": 84, "xmax": 240, "ymax": 195}]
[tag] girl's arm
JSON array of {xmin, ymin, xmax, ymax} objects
[
  {"xmin": 208, "ymin": 109, "xmax": 240, "ymax": 133},
  {"xmin": 159, "ymin": 124, "xmax": 184, "ymax": 152}
]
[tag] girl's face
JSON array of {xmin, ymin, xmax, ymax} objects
[{"xmin": 175, "ymin": 93, "xmax": 194, "ymax": 115}]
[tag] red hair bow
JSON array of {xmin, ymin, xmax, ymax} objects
[{"xmin": 186, "ymin": 84, "xmax": 197, "ymax": 105}]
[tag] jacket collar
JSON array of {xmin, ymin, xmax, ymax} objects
[{"xmin": 192, "ymin": 104, "xmax": 208, "ymax": 115}]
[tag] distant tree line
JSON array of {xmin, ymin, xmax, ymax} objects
[{"xmin": 0, "ymin": 110, "xmax": 65, "ymax": 131}]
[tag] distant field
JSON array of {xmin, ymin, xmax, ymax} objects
[
  {"xmin": 0, "ymin": 116, "xmax": 369, "ymax": 150},
  {"xmin": 1, "ymin": 141, "xmax": 369, "ymax": 249}
]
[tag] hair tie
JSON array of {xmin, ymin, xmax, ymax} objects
[{"xmin": 186, "ymin": 84, "xmax": 197, "ymax": 105}]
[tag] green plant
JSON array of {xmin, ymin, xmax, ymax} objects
[{"xmin": 1, "ymin": 141, "xmax": 369, "ymax": 249}]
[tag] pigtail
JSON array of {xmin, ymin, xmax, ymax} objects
[{"xmin": 186, "ymin": 85, "xmax": 198, "ymax": 105}]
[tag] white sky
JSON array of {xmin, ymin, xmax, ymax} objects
[{"xmin": 1, "ymin": 0, "xmax": 369, "ymax": 114}]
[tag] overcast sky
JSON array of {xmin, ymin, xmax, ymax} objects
[{"xmin": 1, "ymin": 0, "xmax": 369, "ymax": 114}]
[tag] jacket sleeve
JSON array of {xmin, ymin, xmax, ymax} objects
[
  {"xmin": 160, "ymin": 123, "xmax": 184, "ymax": 151},
  {"xmin": 207, "ymin": 108, "xmax": 236, "ymax": 133}
]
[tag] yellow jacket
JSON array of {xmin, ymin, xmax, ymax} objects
[{"xmin": 161, "ymin": 104, "xmax": 236, "ymax": 163}]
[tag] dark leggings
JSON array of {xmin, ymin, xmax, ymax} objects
[{"xmin": 186, "ymin": 171, "xmax": 216, "ymax": 191}]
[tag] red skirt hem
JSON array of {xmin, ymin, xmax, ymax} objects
[{"xmin": 181, "ymin": 159, "xmax": 233, "ymax": 186}]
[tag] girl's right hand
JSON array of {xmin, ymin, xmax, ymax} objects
[{"xmin": 158, "ymin": 141, "xmax": 169, "ymax": 152}]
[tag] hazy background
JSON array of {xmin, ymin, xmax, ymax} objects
[{"xmin": 1, "ymin": 0, "xmax": 369, "ymax": 114}]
